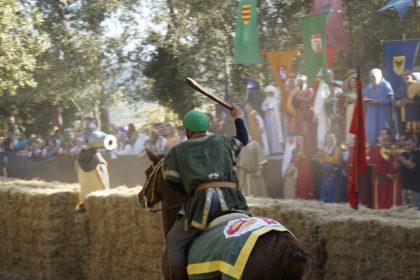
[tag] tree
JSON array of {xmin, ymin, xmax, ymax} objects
[
  {"xmin": 0, "ymin": 0, "xmax": 49, "ymax": 96},
  {"xmin": 1, "ymin": 0, "xmax": 133, "ymax": 135}
]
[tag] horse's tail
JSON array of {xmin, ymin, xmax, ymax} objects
[{"xmin": 243, "ymin": 231, "xmax": 313, "ymax": 280}]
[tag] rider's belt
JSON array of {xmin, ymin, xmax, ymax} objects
[{"xmin": 195, "ymin": 181, "xmax": 239, "ymax": 193}]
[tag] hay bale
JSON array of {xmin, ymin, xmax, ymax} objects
[
  {"xmin": 319, "ymin": 209, "xmax": 420, "ymax": 280},
  {"xmin": 0, "ymin": 178, "xmax": 84, "ymax": 280},
  {"xmin": 246, "ymin": 197, "xmax": 355, "ymax": 279},
  {"xmin": 84, "ymin": 187, "xmax": 165, "ymax": 280},
  {"xmin": 2, "ymin": 176, "xmax": 419, "ymax": 280}
]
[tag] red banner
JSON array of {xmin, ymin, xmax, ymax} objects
[
  {"xmin": 313, "ymin": 0, "xmax": 350, "ymax": 50},
  {"xmin": 348, "ymin": 78, "xmax": 366, "ymax": 209}
]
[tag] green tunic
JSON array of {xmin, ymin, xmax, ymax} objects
[{"xmin": 163, "ymin": 134, "xmax": 249, "ymax": 230}]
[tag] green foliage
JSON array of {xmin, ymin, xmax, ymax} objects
[
  {"xmin": 2, "ymin": 0, "xmax": 419, "ymax": 135},
  {"xmin": 341, "ymin": 0, "xmax": 419, "ymax": 79},
  {"xmin": 143, "ymin": 44, "xmax": 199, "ymax": 117},
  {"xmin": 135, "ymin": 0, "xmax": 420, "ymax": 110},
  {"xmin": 1, "ymin": 0, "xmax": 129, "ymax": 134},
  {"xmin": 0, "ymin": 0, "xmax": 49, "ymax": 95}
]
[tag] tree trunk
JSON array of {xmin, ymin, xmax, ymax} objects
[{"xmin": 99, "ymin": 101, "xmax": 111, "ymax": 133}]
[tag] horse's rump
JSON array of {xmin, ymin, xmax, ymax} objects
[{"xmin": 186, "ymin": 216, "xmax": 308, "ymax": 280}]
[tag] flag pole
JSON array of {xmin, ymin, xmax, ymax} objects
[
  {"xmin": 380, "ymin": 38, "xmax": 420, "ymax": 44},
  {"xmin": 354, "ymin": 69, "xmax": 361, "ymax": 210}
]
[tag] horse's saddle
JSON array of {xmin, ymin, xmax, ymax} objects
[{"xmin": 187, "ymin": 214, "xmax": 292, "ymax": 280}]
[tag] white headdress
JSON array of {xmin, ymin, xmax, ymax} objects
[
  {"xmin": 370, "ymin": 68, "xmax": 383, "ymax": 84},
  {"xmin": 265, "ymin": 85, "xmax": 281, "ymax": 99}
]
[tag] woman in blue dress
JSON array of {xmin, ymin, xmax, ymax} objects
[{"xmin": 363, "ymin": 68, "xmax": 398, "ymax": 144}]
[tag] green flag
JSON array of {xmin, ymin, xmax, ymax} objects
[
  {"xmin": 234, "ymin": 0, "xmax": 263, "ymax": 64},
  {"xmin": 300, "ymin": 13, "xmax": 329, "ymax": 86}
]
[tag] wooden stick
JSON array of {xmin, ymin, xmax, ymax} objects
[{"xmin": 185, "ymin": 77, "xmax": 233, "ymax": 110}]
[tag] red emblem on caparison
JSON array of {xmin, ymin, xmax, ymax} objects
[{"xmin": 226, "ymin": 219, "xmax": 247, "ymax": 235}]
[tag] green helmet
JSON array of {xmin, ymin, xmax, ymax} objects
[{"xmin": 183, "ymin": 110, "xmax": 209, "ymax": 132}]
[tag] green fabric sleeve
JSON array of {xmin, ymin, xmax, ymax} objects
[{"xmin": 163, "ymin": 148, "xmax": 181, "ymax": 184}]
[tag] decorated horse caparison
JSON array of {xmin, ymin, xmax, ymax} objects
[{"xmin": 139, "ymin": 151, "xmax": 313, "ymax": 280}]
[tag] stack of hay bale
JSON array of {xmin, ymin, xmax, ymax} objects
[
  {"xmin": 247, "ymin": 197, "xmax": 354, "ymax": 279},
  {"xmin": 1, "ymin": 178, "xmax": 420, "ymax": 280},
  {"xmin": 320, "ymin": 206, "xmax": 420, "ymax": 280},
  {"xmin": 0, "ymin": 179, "xmax": 83, "ymax": 279},
  {"xmin": 84, "ymin": 187, "xmax": 164, "ymax": 280}
]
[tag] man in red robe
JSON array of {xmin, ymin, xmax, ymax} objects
[
  {"xmin": 293, "ymin": 135, "xmax": 315, "ymax": 199},
  {"xmin": 368, "ymin": 128, "xmax": 401, "ymax": 209}
]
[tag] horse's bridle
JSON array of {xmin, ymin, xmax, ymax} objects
[
  {"xmin": 141, "ymin": 159, "xmax": 164, "ymax": 211},
  {"xmin": 141, "ymin": 158, "xmax": 185, "ymax": 213}
]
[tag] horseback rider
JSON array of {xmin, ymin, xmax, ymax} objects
[{"xmin": 163, "ymin": 105, "xmax": 250, "ymax": 280}]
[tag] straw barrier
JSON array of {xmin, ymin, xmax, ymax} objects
[{"xmin": 0, "ymin": 178, "xmax": 419, "ymax": 280}]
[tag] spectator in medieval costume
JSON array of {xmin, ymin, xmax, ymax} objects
[
  {"xmin": 326, "ymin": 75, "xmax": 346, "ymax": 144},
  {"xmin": 236, "ymin": 137, "xmax": 268, "ymax": 197},
  {"xmin": 245, "ymin": 80, "xmax": 265, "ymax": 116},
  {"xmin": 343, "ymin": 73, "xmax": 358, "ymax": 145},
  {"xmin": 282, "ymin": 133, "xmax": 297, "ymax": 199},
  {"xmin": 313, "ymin": 74, "xmax": 330, "ymax": 149},
  {"xmin": 364, "ymin": 68, "xmax": 397, "ymax": 144},
  {"xmin": 285, "ymin": 75, "xmax": 299, "ymax": 133},
  {"xmin": 293, "ymin": 135, "xmax": 315, "ymax": 200},
  {"xmin": 319, "ymin": 133, "xmax": 344, "ymax": 203},
  {"xmin": 395, "ymin": 70, "xmax": 420, "ymax": 136},
  {"xmin": 243, "ymin": 102, "xmax": 269, "ymax": 156},
  {"xmin": 394, "ymin": 134, "xmax": 420, "ymax": 210},
  {"xmin": 261, "ymin": 85, "xmax": 284, "ymax": 154},
  {"xmin": 347, "ymin": 139, "xmax": 372, "ymax": 208},
  {"xmin": 294, "ymin": 74, "xmax": 317, "ymax": 152},
  {"xmin": 368, "ymin": 128, "xmax": 401, "ymax": 209}
]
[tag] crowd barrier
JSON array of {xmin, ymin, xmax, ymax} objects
[
  {"xmin": 1, "ymin": 152, "xmax": 149, "ymax": 188},
  {"xmin": 1, "ymin": 152, "xmax": 364, "ymax": 200}
]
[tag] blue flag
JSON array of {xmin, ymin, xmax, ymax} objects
[
  {"xmin": 384, "ymin": 40, "xmax": 420, "ymax": 91},
  {"xmin": 377, "ymin": 0, "xmax": 413, "ymax": 21}
]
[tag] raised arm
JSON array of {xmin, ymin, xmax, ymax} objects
[{"xmin": 230, "ymin": 106, "xmax": 248, "ymax": 145}]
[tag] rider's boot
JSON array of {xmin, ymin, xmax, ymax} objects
[{"xmin": 169, "ymin": 266, "xmax": 188, "ymax": 280}]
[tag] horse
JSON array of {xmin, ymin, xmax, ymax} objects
[{"xmin": 139, "ymin": 150, "xmax": 313, "ymax": 280}]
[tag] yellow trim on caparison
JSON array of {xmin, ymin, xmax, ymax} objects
[{"xmin": 187, "ymin": 226, "xmax": 290, "ymax": 279}]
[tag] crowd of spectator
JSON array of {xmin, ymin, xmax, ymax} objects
[
  {"xmin": 235, "ymin": 68, "xmax": 420, "ymax": 210},
  {"xmin": 1, "ymin": 66, "xmax": 419, "ymax": 211},
  {"xmin": 0, "ymin": 116, "xmax": 187, "ymax": 164}
]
